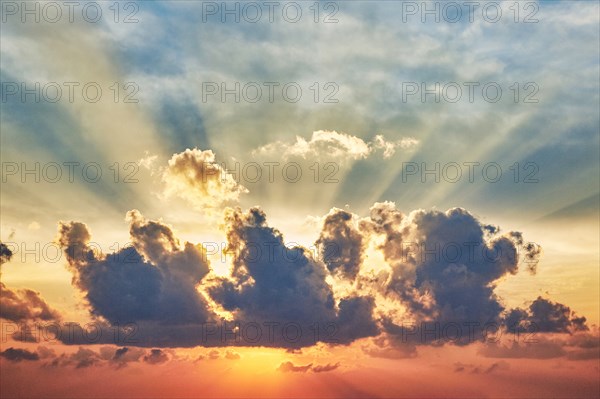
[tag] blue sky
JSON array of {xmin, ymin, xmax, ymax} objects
[{"xmin": 3, "ymin": 1, "xmax": 598, "ymax": 225}]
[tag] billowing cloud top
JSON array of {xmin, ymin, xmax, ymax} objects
[
  {"xmin": 37, "ymin": 195, "xmax": 585, "ymax": 351},
  {"xmin": 162, "ymin": 148, "xmax": 248, "ymax": 210}
]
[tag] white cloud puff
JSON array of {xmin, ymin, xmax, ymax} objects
[
  {"xmin": 162, "ymin": 148, "xmax": 248, "ymax": 210},
  {"xmin": 252, "ymin": 130, "xmax": 418, "ymax": 161}
]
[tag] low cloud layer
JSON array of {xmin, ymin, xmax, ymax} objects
[
  {"xmin": 276, "ymin": 361, "xmax": 341, "ymax": 373},
  {"xmin": 1, "ymin": 347, "xmax": 40, "ymax": 362},
  {"xmin": 477, "ymin": 331, "xmax": 600, "ymax": 361},
  {"xmin": 5, "ymin": 199, "xmax": 583, "ymax": 352},
  {"xmin": 0, "ymin": 346, "xmax": 173, "ymax": 369}
]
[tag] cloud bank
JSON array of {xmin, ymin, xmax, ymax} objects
[{"xmin": 46, "ymin": 199, "xmax": 590, "ymax": 352}]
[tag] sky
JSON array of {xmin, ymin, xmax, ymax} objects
[{"xmin": 0, "ymin": 1, "xmax": 599, "ymax": 398}]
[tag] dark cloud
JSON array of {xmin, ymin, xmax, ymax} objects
[
  {"xmin": 44, "ymin": 347, "xmax": 102, "ymax": 369},
  {"xmin": 51, "ymin": 203, "xmax": 590, "ymax": 353},
  {"xmin": 57, "ymin": 211, "xmax": 213, "ymax": 326},
  {"xmin": 56, "ymin": 208, "xmax": 377, "ymax": 348},
  {"xmin": 479, "ymin": 339, "xmax": 566, "ymax": 359},
  {"xmin": 538, "ymin": 332, "xmax": 600, "ymax": 361},
  {"xmin": 361, "ymin": 334, "xmax": 417, "ymax": 359},
  {"xmin": 207, "ymin": 207, "xmax": 336, "ymax": 325},
  {"xmin": 0, "ymin": 242, "xmax": 60, "ymax": 335},
  {"xmin": 454, "ymin": 362, "xmax": 467, "ymax": 372},
  {"xmin": 452, "ymin": 361, "xmax": 507, "ymax": 374},
  {"xmin": 106, "ymin": 347, "xmax": 145, "ymax": 368},
  {"xmin": 507, "ymin": 232, "xmax": 541, "ymax": 274},
  {"xmin": 504, "ymin": 297, "xmax": 588, "ymax": 333},
  {"xmin": 335, "ymin": 295, "xmax": 380, "ymax": 344},
  {"xmin": 312, "ymin": 362, "xmax": 340, "ymax": 373},
  {"xmin": 207, "ymin": 207, "xmax": 378, "ymax": 348},
  {"xmin": 38, "ymin": 346, "xmax": 168, "ymax": 368},
  {"xmin": 143, "ymin": 349, "xmax": 169, "ymax": 365},
  {"xmin": 277, "ymin": 361, "xmax": 312, "ymax": 373},
  {"xmin": 361, "ymin": 203, "xmax": 543, "ymax": 345},
  {"xmin": 0, "ymin": 242, "xmax": 13, "ymax": 266},
  {"xmin": 36, "ymin": 346, "xmax": 56, "ymax": 360},
  {"xmin": 316, "ymin": 208, "xmax": 365, "ymax": 280},
  {"xmin": 566, "ymin": 332, "xmax": 600, "ymax": 349},
  {"xmin": 0, "ymin": 282, "xmax": 60, "ymax": 323},
  {"xmin": 566, "ymin": 348, "xmax": 600, "ymax": 361},
  {"xmin": 0, "ymin": 347, "xmax": 40, "ymax": 362},
  {"xmin": 277, "ymin": 361, "xmax": 338, "ymax": 373},
  {"xmin": 71, "ymin": 348, "xmax": 102, "ymax": 368},
  {"xmin": 483, "ymin": 361, "xmax": 510, "ymax": 374},
  {"xmin": 114, "ymin": 347, "xmax": 129, "ymax": 359}
]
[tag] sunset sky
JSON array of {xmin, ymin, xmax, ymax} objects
[{"xmin": 1, "ymin": 1, "xmax": 599, "ymax": 398}]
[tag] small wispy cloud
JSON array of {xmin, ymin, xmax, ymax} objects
[{"xmin": 252, "ymin": 130, "xmax": 419, "ymax": 162}]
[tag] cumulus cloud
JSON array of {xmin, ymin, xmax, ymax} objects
[
  {"xmin": 361, "ymin": 334, "xmax": 417, "ymax": 359},
  {"xmin": 252, "ymin": 130, "xmax": 418, "ymax": 162},
  {"xmin": 479, "ymin": 339, "xmax": 567, "ymax": 360},
  {"xmin": 0, "ymin": 246, "xmax": 62, "ymax": 342},
  {"xmin": 0, "ymin": 283, "xmax": 60, "ymax": 323},
  {"xmin": 206, "ymin": 207, "xmax": 379, "ymax": 347},
  {"xmin": 114, "ymin": 347, "xmax": 129, "ymax": 359},
  {"xmin": 54, "ymin": 207, "xmax": 373, "ymax": 348},
  {"xmin": 1, "ymin": 347, "xmax": 40, "ymax": 362},
  {"xmin": 372, "ymin": 135, "xmax": 420, "ymax": 159},
  {"xmin": 277, "ymin": 361, "xmax": 312, "ymax": 373},
  {"xmin": 276, "ymin": 361, "xmax": 340, "ymax": 373},
  {"xmin": 316, "ymin": 208, "xmax": 365, "ymax": 280},
  {"xmin": 504, "ymin": 297, "xmax": 588, "ymax": 333},
  {"xmin": 69, "ymin": 206, "xmax": 433, "ymax": 351},
  {"xmin": 454, "ymin": 361, "xmax": 509, "ymax": 374},
  {"xmin": 45, "ymin": 347, "xmax": 103, "ymax": 369},
  {"xmin": 37, "ymin": 346, "xmax": 169, "ymax": 368},
  {"xmin": 50, "ymin": 202, "xmax": 591, "ymax": 352},
  {"xmin": 225, "ymin": 350, "xmax": 241, "ymax": 360},
  {"xmin": 36, "ymin": 346, "xmax": 56, "ymax": 360},
  {"xmin": 162, "ymin": 148, "xmax": 247, "ymax": 210},
  {"xmin": 107, "ymin": 347, "xmax": 146, "ymax": 368},
  {"xmin": 57, "ymin": 212, "xmax": 213, "ymax": 326},
  {"xmin": 143, "ymin": 349, "xmax": 169, "ymax": 365},
  {"xmin": 0, "ymin": 242, "xmax": 13, "ymax": 266},
  {"xmin": 358, "ymin": 203, "xmax": 544, "ymax": 345},
  {"xmin": 505, "ymin": 232, "xmax": 542, "ymax": 274},
  {"xmin": 312, "ymin": 362, "xmax": 341, "ymax": 373}
]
